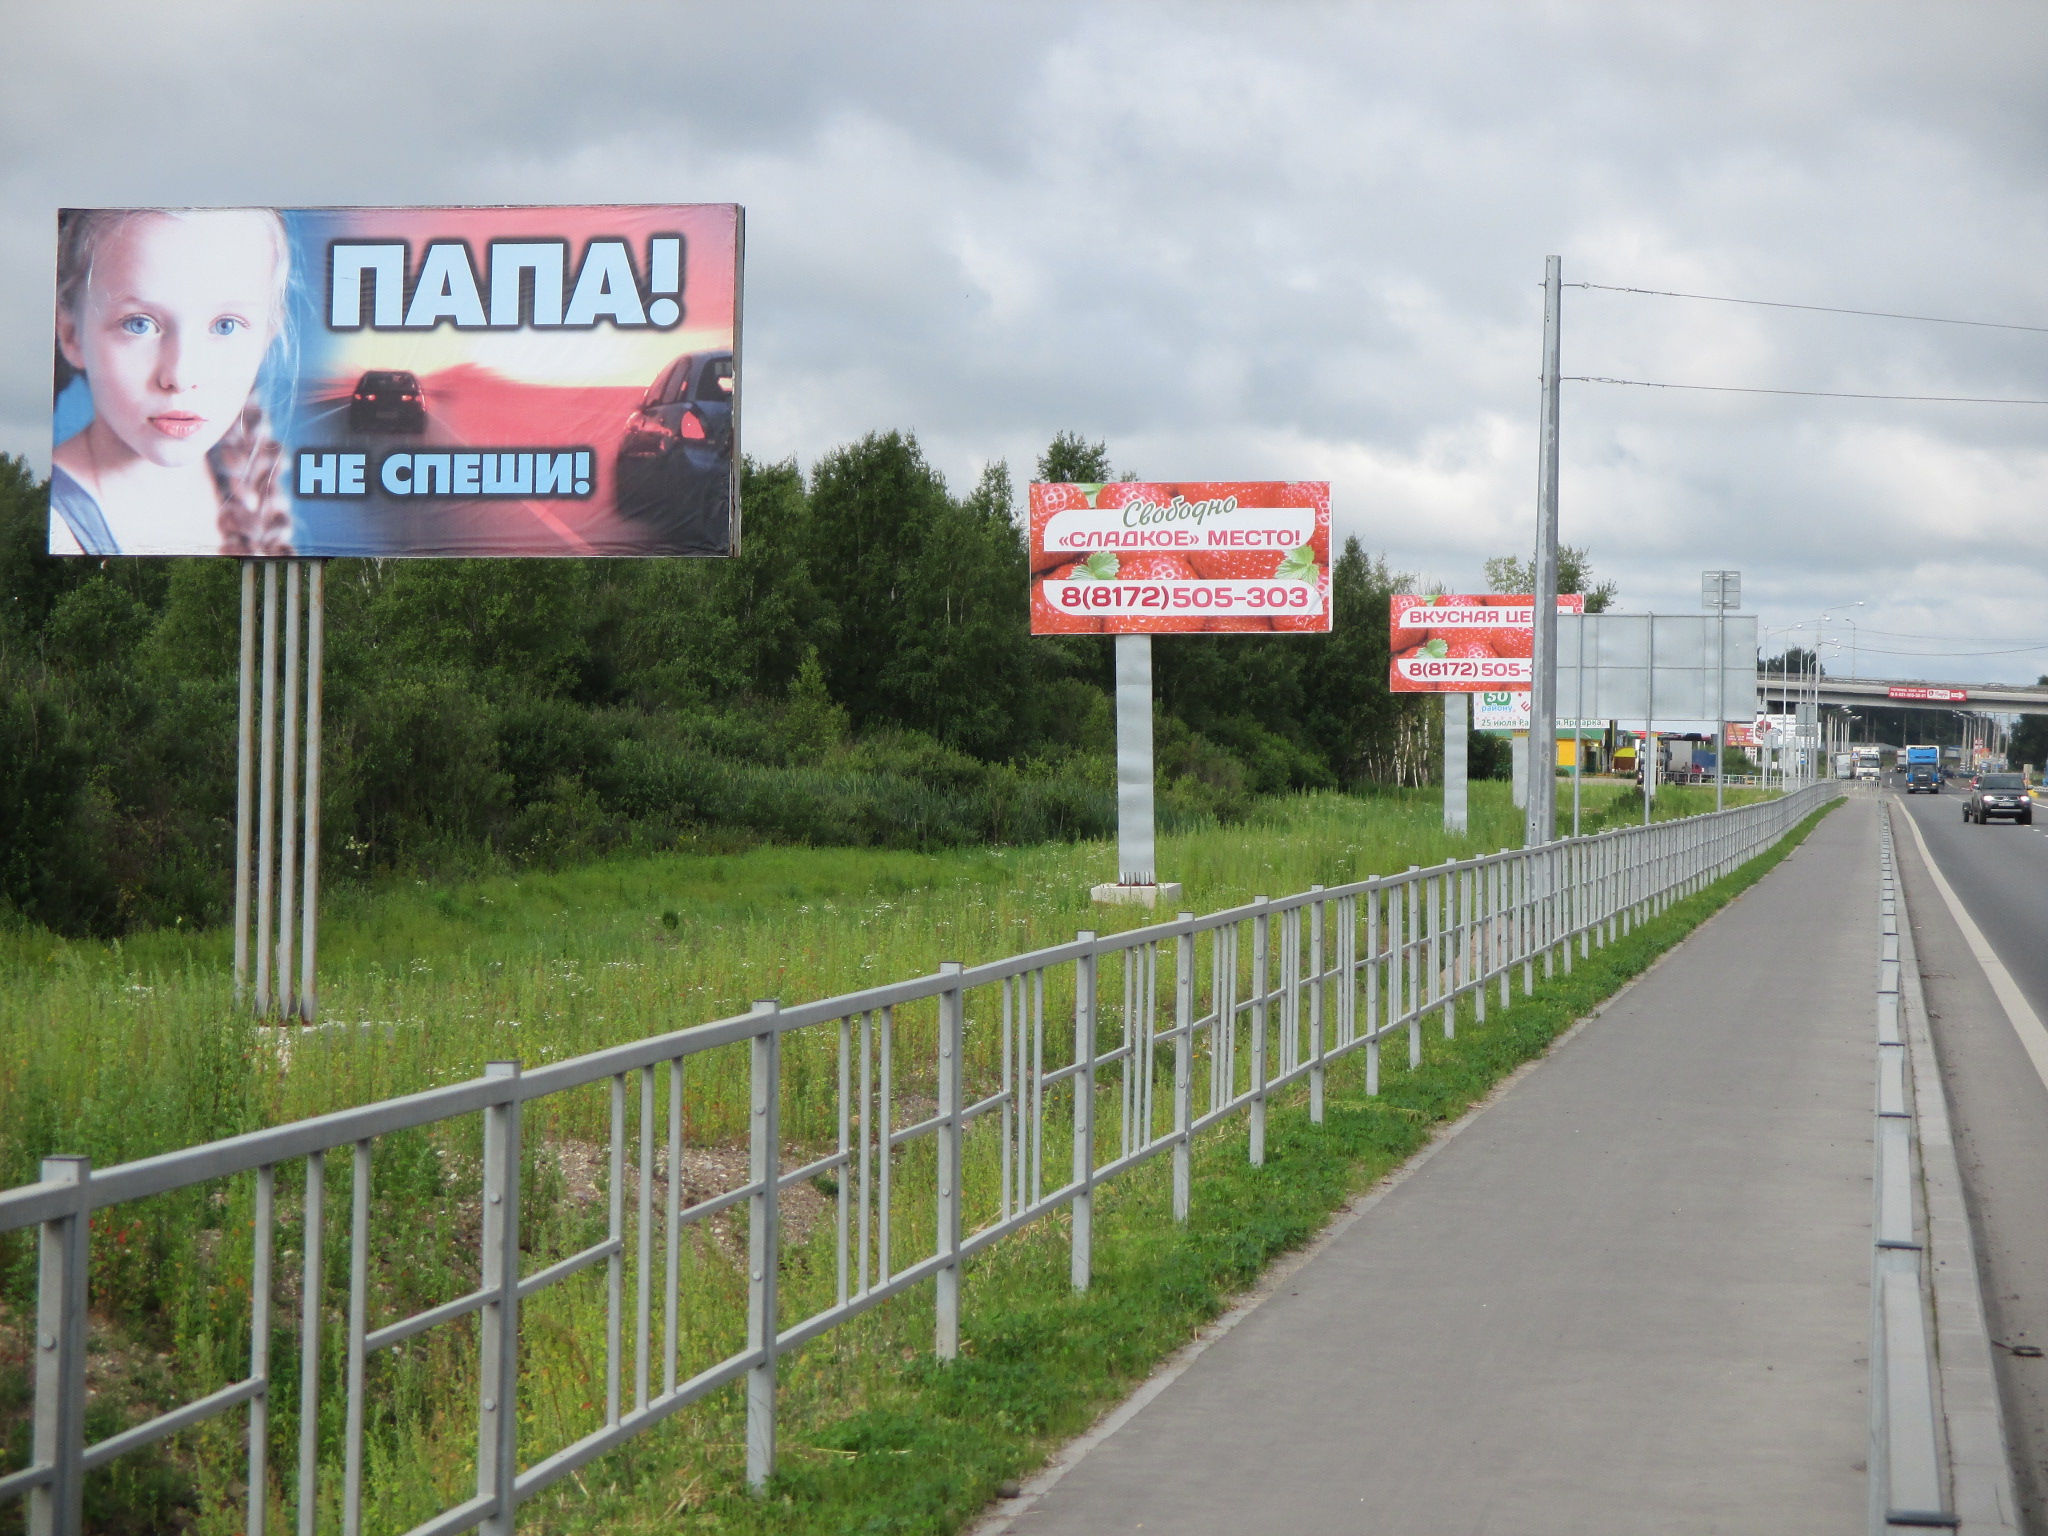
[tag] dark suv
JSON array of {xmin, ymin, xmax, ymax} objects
[
  {"xmin": 348, "ymin": 370, "xmax": 426, "ymax": 433},
  {"xmin": 1964, "ymin": 772, "xmax": 2032, "ymax": 825},
  {"xmin": 615, "ymin": 350, "xmax": 735, "ymax": 552}
]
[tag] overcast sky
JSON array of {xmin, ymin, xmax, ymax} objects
[{"xmin": 7, "ymin": 1, "xmax": 2047, "ymax": 688}]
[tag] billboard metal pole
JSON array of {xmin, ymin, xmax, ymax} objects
[
  {"xmin": 1527, "ymin": 255, "xmax": 1563, "ymax": 848},
  {"xmin": 1115, "ymin": 635, "xmax": 1156, "ymax": 886},
  {"xmin": 1443, "ymin": 693, "xmax": 1468, "ymax": 835},
  {"xmin": 300, "ymin": 562, "xmax": 326, "ymax": 1021},
  {"xmin": 255, "ymin": 561, "xmax": 279, "ymax": 1016},
  {"xmin": 234, "ymin": 561, "xmax": 256, "ymax": 1004},
  {"xmin": 277, "ymin": 562, "xmax": 301, "ymax": 1019}
]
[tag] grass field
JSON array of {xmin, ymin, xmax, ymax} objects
[{"xmin": 0, "ymin": 777, "xmax": 1781, "ymax": 1533}]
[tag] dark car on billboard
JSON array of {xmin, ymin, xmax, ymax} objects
[
  {"xmin": 616, "ymin": 350, "xmax": 734, "ymax": 552},
  {"xmin": 348, "ymin": 370, "xmax": 427, "ymax": 433}
]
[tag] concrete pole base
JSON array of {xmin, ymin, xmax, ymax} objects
[{"xmin": 1091, "ymin": 882, "xmax": 1185, "ymax": 909}]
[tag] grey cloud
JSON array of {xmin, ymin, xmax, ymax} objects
[{"xmin": 6, "ymin": 1, "xmax": 2047, "ymax": 685}]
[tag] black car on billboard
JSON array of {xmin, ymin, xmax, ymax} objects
[
  {"xmin": 348, "ymin": 370, "xmax": 427, "ymax": 433},
  {"xmin": 1964, "ymin": 772, "xmax": 2033, "ymax": 825},
  {"xmin": 616, "ymin": 350, "xmax": 734, "ymax": 552}
]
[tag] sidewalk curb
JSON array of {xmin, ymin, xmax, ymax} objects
[{"xmin": 1888, "ymin": 798, "xmax": 2022, "ymax": 1533}]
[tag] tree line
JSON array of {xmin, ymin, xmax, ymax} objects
[{"xmin": 0, "ymin": 431, "xmax": 1465, "ymax": 937}]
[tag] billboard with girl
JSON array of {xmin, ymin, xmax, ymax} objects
[{"xmin": 50, "ymin": 203, "xmax": 742, "ymax": 558}]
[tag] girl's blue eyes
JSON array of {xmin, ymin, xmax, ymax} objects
[{"xmin": 115, "ymin": 315, "xmax": 248, "ymax": 336}]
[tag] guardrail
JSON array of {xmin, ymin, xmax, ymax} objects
[
  {"xmin": 1871, "ymin": 813, "xmax": 1958, "ymax": 1531},
  {"xmin": 0, "ymin": 782, "xmax": 1836, "ymax": 1535}
]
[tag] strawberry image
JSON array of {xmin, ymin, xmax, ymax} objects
[
  {"xmin": 1117, "ymin": 552, "xmax": 1199, "ymax": 582},
  {"xmin": 1030, "ymin": 482, "xmax": 1096, "ymax": 576},
  {"xmin": 1268, "ymin": 545, "xmax": 1327, "ymax": 631},
  {"xmin": 1445, "ymin": 638, "xmax": 1496, "ymax": 659},
  {"xmin": 1094, "ymin": 481, "xmax": 1166, "ymax": 510},
  {"xmin": 1030, "ymin": 552, "xmax": 1113, "ymax": 634},
  {"xmin": 1390, "ymin": 595, "xmax": 1433, "ymax": 651},
  {"xmin": 1487, "ymin": 627, "xmax": 1533, "ymax": 658},
  {"xmin": 1187, "ymin": 548, "xmax": 1283, "ymax": 580},
  {"xmin": 1271, "ymin": 609, "xmax": 1326, "ymax": 632}
]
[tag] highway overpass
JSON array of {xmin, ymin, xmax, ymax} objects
[{"xmin": 1755, "ymin": 671, "xmax": 2048, "ymax": 715}]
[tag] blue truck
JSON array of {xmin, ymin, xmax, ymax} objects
[{"xmin": 1904, "ymin": 744, "xmax": 1941, "ymax": 793}]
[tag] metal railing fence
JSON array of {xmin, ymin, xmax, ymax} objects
[{"xmin": 0, "ymin": 782, "xmax": 1836, "ymax": 1535}]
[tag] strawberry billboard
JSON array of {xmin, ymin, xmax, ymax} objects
[
  {"xmin": 1388, "ymin": 594, "xmax": 1586, "ymax": 691},
  {"xmin": 1029, "ymin": 481, "xmax": 1331, "ymax": 634}
]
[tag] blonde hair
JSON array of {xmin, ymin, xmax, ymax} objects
[{"xmin": 56, "ymin": 207, "xmax": 291, "ymax": 334}]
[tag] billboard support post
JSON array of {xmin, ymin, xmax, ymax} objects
[
  {"xmin": 235, "ymin": 560, "xmax": 327, "ymax": 1020},
  {"xmin": 234, "ymin": 561, "xmax": 256, "ymax": 1004},
  {"xmin": 300, "ymin": 563, "xmax": 325, "ymax": 1021},
  {"xmin": 1443, "ymin": 693, "xmax": 1468, "ymax": 835},
  {"xmin": 1527, "ymin": 254, "xmax": 1563, "ymax": 849},
  {"xmin": 278, "ymin": 561, "xmax": 301, "ymax": 1019},
  {"xmin": 1111, "ymin": 636, "xmax": 1163, "ymax": 891},
  {"xmin": 254, "ymin": 562, "xmax": 279, "ymax": 1015}
]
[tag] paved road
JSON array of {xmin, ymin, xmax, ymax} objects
[
  {"xmin": 1000, "ymin": 797, "xmax": 1878, "ymax": 1536},
  {"xmin": 1892, "ymin": 785, "xmax": 2048, "ymax": 1533}
]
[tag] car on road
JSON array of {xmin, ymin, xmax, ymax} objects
[
  {"xmin": 348, "ymin": 370, "xmax": 427, "ymax": 433},
  {"xmin": 615, "ymin": 350, "xmax": 735, "ymax": 551},
  {"xmin": 1964, "ymin": 772, "xmax": 2033, "ymax": 825}
]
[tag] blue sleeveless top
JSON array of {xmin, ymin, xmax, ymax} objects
[{"xmin": 49, "ymin": 466, "xmax": 118, "ymax": 555}]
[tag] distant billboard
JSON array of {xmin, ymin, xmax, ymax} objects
[
  {"xmin": 49, "ymin": 204, "xmax": 741, "ymax": 558},
  {"xmin": 1028, "ymin": 481, "xmax": 1331, "ymax": 634},
  {"xmin": 1888, "ymin": 685, "xmax": 1969, "ymax": 703},
  {"xmin": 1388, "ymin": 594, "xmax": 1585, "ymax": 691}
]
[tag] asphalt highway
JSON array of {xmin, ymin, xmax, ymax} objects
[{"xmin": 1892, "ymin": 780, "xmax": 2048, "ymax": 1532}]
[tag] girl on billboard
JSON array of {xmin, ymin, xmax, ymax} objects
[{"xmin": 49, "ymin": 207, "xmax": 294, "ymax": 556}]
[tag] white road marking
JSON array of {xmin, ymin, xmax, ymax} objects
[{"xmin": 1894, "ymin": 796, "xmax": 2048, "ymax": 1098}]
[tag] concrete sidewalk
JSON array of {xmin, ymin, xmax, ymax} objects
[{"xmin": 1002, "ymin": 797, "xmax": 1878, "ymax": 1536}]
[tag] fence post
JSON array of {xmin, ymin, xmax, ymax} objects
[
  {"xmin": 935, "ymin": 962, "xmax": 964, "ymax": 1359},
  {"xmin": 1309, "ymin": 889, "xmax": 1326, "ymax": 1122},
  {"xmin": 746, "ymin": 1002, "xmax": 781, "ymax": 1490},
  {"xmin": 1072, "ymin": 936, "xmax": 1098, "ymax": 1291},
  {"xmin": 297, "ymin": 1151, "xmax": 324, "ymax": 1536},
  {"xmin": 28, "ymin": 1156, "xmax": 88, "ymax": 1536},
  {"xmin": 1250, "ymin": 898, "xmax": 1270, "ymax": 1166},
  {"xmin": 478, "ymin": 1062, "xmax": 522, "ymax": 1536},
  {"xmin": 1174, "ymin": 917, "xmax": 1195, "ymax": 1221}
]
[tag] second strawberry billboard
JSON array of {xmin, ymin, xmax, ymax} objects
[
  {"xmin": 1389, "ymin": 593, "xmax": 1586, "ymax": 691},
  {"xmin": 1029, "ymin": 481, "xmax": 1331, "ymax": 634}
]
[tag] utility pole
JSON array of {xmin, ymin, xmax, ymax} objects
[
  {"xmin": 1703, "ymin": 571, "xmax": 1740, "ymax": 811},
  {"xmin": 1527, "ymin": 255, "xmax": 1562, "ymax": 848}
]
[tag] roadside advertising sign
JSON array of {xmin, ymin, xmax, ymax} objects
[
  {"xmin": 1388, "ymin": 594, "xmax": 1585, "ymax": 692},
  {"xmin": 1723, "ymin": 721, "xmax": 1758, "ymax": 748},
  {"xmin": 49, "ymin": 204, "xmax": 742, "ymax": 558},
  {"xmin": 1028, "ymin": 481, "xmax": 1331, "ymax": 634},
  {"xmin": 1470, "ymin": 692, "xmax": 1604, "ymax": 732},
  {"xmin": 1888, "ymin": 685, "xmax": 1969, "ymax": 703}
]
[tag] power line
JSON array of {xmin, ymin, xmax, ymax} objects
[
  {"xmin": 1564, "ymin": 375, "xmax": 2048, "ymax": 406},
  {"xmin": 1573, "ymin": 281, "xmax": 2048, "ymax": 336}
]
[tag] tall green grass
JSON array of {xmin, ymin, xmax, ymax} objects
[{"xmin": 0, "ymin": 780, "xmax": 1779, "ymax": 1533}]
